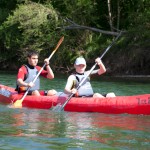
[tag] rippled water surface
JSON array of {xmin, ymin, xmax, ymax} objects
[{"xmin": 0, "ymin": 72, "xmax": 150, "ymax": 149}]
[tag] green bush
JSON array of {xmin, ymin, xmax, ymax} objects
[{"xmin": 0, "ymin": 1, "xmax": 59, "ymax": 65}]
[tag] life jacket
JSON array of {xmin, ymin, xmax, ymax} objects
[
  {"xmin": 17, "ymin": 65, "xmax": 40, "ymax": 92},
  {"xmin": 73, "ymin": 72, "xmax": 94, "ymax": 97}
]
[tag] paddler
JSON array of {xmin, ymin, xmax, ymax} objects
[
  {"xmin": 64, "ymin": 56, "xmax": 115, "ymax": 97},
  {"xmin": 16, "ymin": 50, "xmax": 57, "ymax": 96}
]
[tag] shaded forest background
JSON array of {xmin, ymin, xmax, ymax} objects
[{"xmin": 0, "ymin": 0, "xmax": 149, "ymax": 75}]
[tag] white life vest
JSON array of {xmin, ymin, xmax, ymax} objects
[
  {"xmin": 17, "ymin": 65, "xmax": 40, "ymax": 92},
  {"xmin": 74, "ymin": 72, "xmax": 94, "ymax": 97}
]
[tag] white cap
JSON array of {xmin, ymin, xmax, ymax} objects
[{"xmin": 74, "ymin": 57, "xmax": 86, "ymax": 65}]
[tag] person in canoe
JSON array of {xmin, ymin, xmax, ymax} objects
[
  {"xmin": 64, "ymin": 57, "xmax": 115, "ymax": 98},
  {"xmin": 16, "ymin": 50, "xmax": 57, "ymax": 96}
]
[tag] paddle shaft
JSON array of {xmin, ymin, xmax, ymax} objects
[
  {"xmin": 19, "ymin": 36, "xmax": 64, "ymax": 101},
  {"xmin": 60, "ymin": 32, "xmax": 122, "ymax": 110}
]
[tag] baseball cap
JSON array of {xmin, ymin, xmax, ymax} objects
[{"xmin": 74, "ymin": 57, "xmax": 86, "ymax": 65}]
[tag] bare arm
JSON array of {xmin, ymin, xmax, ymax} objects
[
  {"xmin": 44, "ymin": 58, "xmax": 54, "ymax": 79},
  {"xmin": 17, "ymin": 78, "xmax": 34, "ymax": 88},
  {"xmin": 45, "ymin": 65, "xmax": 54, "ymax": 79},
  {"xmin": 64, "ymin": 75, "xmax": 77, "ymax": 94},
  {"xmin": 95, "ymin": 58, "xmax": 106, "ymax": 75}
]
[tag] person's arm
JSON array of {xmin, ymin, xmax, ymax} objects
[
  {"xmin": 44, "ymin": 58, "xmax": 54, "ymax": 79},
  {"xmin": 45, "ymin": 65, "xmax": 54, "ymax": 79},
  {"xmin": 17, "ymin": 78, "xmax": 34, "ymax": 88},
  {"xmin": 38, "ymin": 58, "xmax": 54, "ymax": 79},
  {"xmin": 17, "ymin": 66, "xmax": 34, "ymax": 88},
  {"xmin": 95, "ymin": 58, "xmax": 106, "ymax": 75},
  {"xmin": 64, "ymin": 75, "xmax": 77, "ymax": 95}
]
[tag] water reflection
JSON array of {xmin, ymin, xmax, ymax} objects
[
  {"xmin": 11, "ymin": 109, "xmax": 67, "ymax": 137},
  {"xmin": 9, "ymin": 108, "xmax": 150, "ymax": 138},
  {"xmin": 0, "ymin": 105, "xmax": 149, "ymax": 149}
]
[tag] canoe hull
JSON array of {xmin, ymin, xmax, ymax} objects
[{"xmin": 0, "ymin": 84, "xmax": 150, "ymax": 115}]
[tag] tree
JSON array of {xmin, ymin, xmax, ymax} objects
[{"xmin": 0, "ymin": 1, "xmax": 60, "ymax": 68}]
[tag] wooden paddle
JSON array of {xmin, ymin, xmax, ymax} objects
[
  {"xmin": 13, "ymin": 36, "xmax": 64, "ymax": 108},
  {"xmin": 52, "ymin": 32, "xmax": 122, "ymax": 112}
]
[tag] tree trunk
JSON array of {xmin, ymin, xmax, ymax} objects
[
  {"xmin": 117, "ymin": 0, "xmax": 120, "ymax": 30},
  {"xmin": 107, "ymin": 0, "xmax": 113, "ymax": 31}
]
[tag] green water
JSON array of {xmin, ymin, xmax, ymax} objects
[{"xmin": 0, "ymin": 72, "xmax": 150, "ymax": 149}]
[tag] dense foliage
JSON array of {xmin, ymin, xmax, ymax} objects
[{"xmin": 0, "ymin": 0, "xmax": 149, "ymax": 75}]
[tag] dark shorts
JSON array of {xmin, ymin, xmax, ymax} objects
[
  {"xmin": 74, "ymin": 94, "xmax": 93, "ymax": 97},
  {"xmin": 102, "ymin": 94, "xmax": 107, "ymax": 97},
  {"xmin": 74, "ymin": 94, "xmax": 107, "ymax": 97}
]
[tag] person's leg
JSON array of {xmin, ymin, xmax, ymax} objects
[
  {"xmin": 32, "ymin": 90, "xmax": 41, "ymax": 96},
  {"xmin": 93, "ymin": 93, "xmax": 105, "ymax": 98},
  {"xmin": 47, "ymin": 89, "xmax": 57, "ymax": 96},
  {"xmin": 106, "ymin": 92, "xmax": 116, "ymax": 97}
]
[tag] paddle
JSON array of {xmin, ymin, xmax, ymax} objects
[
  {"xmin": 52, "ymin": 32, "xmax": 122, "ymax": 112},
  {"xmin": 13, "ymin": 36, "xmax": 64, "ymax": 108}
]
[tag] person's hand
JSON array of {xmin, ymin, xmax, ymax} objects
[
  {"xmin": 27, "ymin": 82, "xmax": 34, "ymax": 87},
  {"xmin": 71, "ymin": 88, "xmax": 77, "ymax": 94},
  {"xmin": 95, "ymin": 58, "xmax": 102, "ymax": 65},
  {"xmin": 44, "ymin": 58, "xmax": 50, "ymax": 66}
]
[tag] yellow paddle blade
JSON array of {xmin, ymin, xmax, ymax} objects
[{"xmin": 13, "ymin": 100, "xmax": 23, "ymax": 108}]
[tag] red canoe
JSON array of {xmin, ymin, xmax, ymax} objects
[{"xmin": 0, "ymin": 84, "xmax": 150, "ymax": 115}]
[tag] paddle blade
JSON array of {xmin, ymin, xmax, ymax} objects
[
  {"xmin": 51, "ymin": 103, "xmax": 64, "ymax": 112},
  {"xmin": 13, "ymin": 100, "xmax": 23, "ymax": 108},
  {"xmin": 48, "ymin": 36, "xmax": 64, "ymax": 60},
  {"xmin": 55, "ymin": 36, "xmax": 64, "ymax": 50}
]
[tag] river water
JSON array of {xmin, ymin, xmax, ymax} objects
[{"xmin": 0, "ymin": 72, "xmax": 150, "ymax": 149}]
